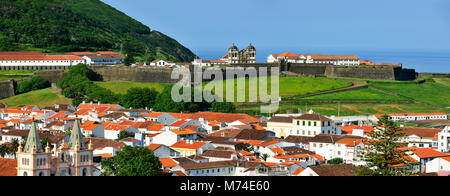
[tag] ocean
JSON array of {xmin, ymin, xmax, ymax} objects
[{"xmin": 197, "ymin": 48, "xmax": 450, "ymax": 73}]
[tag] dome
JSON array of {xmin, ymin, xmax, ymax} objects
[
  {"xmin": 247, "ymin": 44, "xmax": 255, "ymax": 50},
  {"xmin": 228, "ymin": 44, "xmax": 238, "ymax": 51}
]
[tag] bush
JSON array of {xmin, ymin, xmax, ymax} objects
[
  {"xmin": 328, "ymin": 158, "xmax": 343, "ymax": 164},
  {"xmin": 15, "ymin": 76, "xmax": 49, "ymax": 94},
  {"xmin": 121, "ymin": 87, "xmax": 158, "ymax": 109}
]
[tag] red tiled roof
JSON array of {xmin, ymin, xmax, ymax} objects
[
  {"xmin": 293, "ymin": 167, "xmax": 305, "ymax": 175},
  {"xmin": 147, "ymin": 123, "xmax": 165, "ymax": 131},
  {"xmin": 234, "ymin": 140, "xmax": 264, "ymax": 146},
  {"xmin": 170, "ymin": 128, "xmax": 197, "ymax": 135},
  {"xmin": 65, "ymin": 52, "xmax": 96, "ymax": 56},
  {"xmin": 159, "ymin": 158, "xmax": 178, "ymax": 168},
  {"xmin": 0, "ymin": 158, "xmax": 17, "ymax": 176},
  {"xmin": 0, "ymin": 51, "xmax": 45, "ymax": 56},
  {"xmin": 147, "ymin": 144, "xmax": 163, "ymax": 151},
  {"xmin": 375, "ymin": 113, "xmax": 447, "ymax": 118},
  {"xmin": 98, "ymin": 153, "xmax": 113, "ymax": 158},
  {"xmin": 0, "ymin": 55, "xmax": 84, "ymax": 61},
  {"xmin": 409, "ymin": 148, "xmax": 449, "ymax": 159},
  {"xmin": 191, "ymin": 112, "xmax": 262, "ymax": 123},
  {"xmin": 336, "ymin": 138, "xmax": 364, "ymax": 147},
  {"xmin": 170, "ymin": 140, "xmax": 207, "ymax": 149}
]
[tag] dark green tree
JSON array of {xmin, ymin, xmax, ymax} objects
[
  {"xmin": 117, "ymin": 130, "xmax": 130, "ymax": 141},
  {"xmin": 101, "ymin": 146, "xmax": 163, "ymax": 176},
  {"xmin": 260, "ymin": 154, "xmax": 269, "ymax": 162},
  {"xmin": 9, "ymin": 138, "xmax": 20, "ymax": 159},
  {"xmin": 0, "ymin": 144, "xmax": 8, "ymax": 158},
  {"xmin": 153, "ymin": 86, "xmax": 210, "ymax": 113},
  {"xmin": 357, "ymin": 115, "xmax": 416, "ymax": 176},
  {"xmin": 121, "ymin": 87, "xmax": 158, "ymax": 109},
  {"xmin": 211, "ymin": 102, "xmax": 236, "ymax": 113},
  {"xmin": 328, "ymin": 158, "xmax": 343, "ymax": 164},
  {"xmin": 235, "ymin": 143, "xmax": 254, "ymax": 153}
]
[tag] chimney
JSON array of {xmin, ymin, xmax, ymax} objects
[{"xmin": 90, "ymin": 101, "xmax": 93, "ymax": 104}]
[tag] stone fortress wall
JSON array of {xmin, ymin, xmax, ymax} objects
[{"xmin": 31, "ymin": 63, "xmax": 418, "ymax": 86}]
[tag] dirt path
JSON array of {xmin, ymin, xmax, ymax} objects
[
  {"xmin": 342, "ymin": 105, "xmax": 364, "ymax": 115},
  {"xmin": 387, "ymin": 105, "xmax": 409, "ymax": 113}
]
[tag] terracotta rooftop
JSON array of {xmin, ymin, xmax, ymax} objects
[
  {"xmin": 309, "ymin": 164, "xmax": 356, "ymax": 176},
  {"xmin": 0, "ymin": 158, "xmax": 17, "ymax": 176}
]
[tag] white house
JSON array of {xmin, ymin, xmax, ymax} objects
[
  {"xmin": 425, "ymin": 156, "xmax": 450, "ymax": 174},
  {"xmin": 82, "ymin": 54, "xmax": 124, "ymax": 65},
  {"xmin": 438, "ymin": 126, "xmax": 450, "ymax": 153},
  {"xmin": 148, "ymin": 144, "xmax": 180, "ymax": 158},
  {"xmin": 150, "ymin": 59, "xmax": 175, "ymax": 67},
  {"xmin": 376, "ymin": 113, "xmax": 448, "ymax": 122},
  {"xmin": 267, "ymin": 52, "xmax": 360, "ymax": 66},
  {"xmin": 151, "ymin": 129, "xmax": 200, "ymax": 147},
  {"xmin": 0, "ymin": 54, "xmax": 86, "ymax": 69}
]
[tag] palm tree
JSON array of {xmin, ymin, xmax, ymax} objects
[
  {"xmin": 0, "ymin": 144, "xmax": 8, "ymax": 158},
  {"xmin": 9, "ymin": 139, "xmax": 20, "ymax": 159},
  {"xmin": 260, "ymin": 154, "xmax": 270, "ymax": 162},
  {"xmin": 41, "ymin": 136, "xmax": 52, "ymax": 149}
]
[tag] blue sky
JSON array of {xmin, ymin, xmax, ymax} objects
[{"xmin": 102, "ymin": 0, "xmax": 450, "ymax": 53}]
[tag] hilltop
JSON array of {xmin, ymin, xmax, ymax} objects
[{"xmin": 0, "ymin": 0, "xmax": 196, "ymax": 62}]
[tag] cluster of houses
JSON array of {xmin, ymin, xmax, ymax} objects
[{"xmin": 0, "ymin": 102, "xmax": 448, "ymax": 176}]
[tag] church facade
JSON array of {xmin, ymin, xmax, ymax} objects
[
  {"xmin": 16, "ymin": 119, "xmax": 94, "ymax": 176},
  {"xmin": 221, "ymin": 44, "xmax": 256, "ymax": 64}
]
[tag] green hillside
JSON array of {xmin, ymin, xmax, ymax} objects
[
  {"xmin": 0, "ymin": 0, "xmax": 196, "ymax": 62},
  {"xmin": 95, "ymin": 81, "xmax": 170, "ymax": 94},
  {"xmin": 0, "ymin": 88, "xmax": 72, "ymax": 108},
  {"xmin": 200, "ymin": 76, "xmax": 352, "ymax": 103}
]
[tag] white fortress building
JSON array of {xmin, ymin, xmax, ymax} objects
[{"xmin": 267, "ymin": 52, "xmax": 360, "ymax": 66}]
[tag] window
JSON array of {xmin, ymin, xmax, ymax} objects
[{"xmin": 308, "ymin": 122, "xmax": 311, "ymax": 126}]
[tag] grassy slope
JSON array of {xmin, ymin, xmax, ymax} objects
[
  {"xmin": 0, "ymin": 70, "xmax": 37, "ymax": 81},
  {"xmin": 94, "ymin": 81, "xmax": 171, "ymax": 94},
  {"xmin": 201, "ymin": 76, "xmax": 352, "ymax": 102},
  {"xmin": 0, "ymin": 88, "xmax": 72, "ymax": 108},
  {"xmin": 434, "ymin": 78, "xmax": 450, "ymax": 87},
  {"xmin": 369, "ymin": 81, "xmax": 450, "ymax": 107},
  {"xmin": 301, "ymin": 88, "xmax": 406, "ymax": 101},
  {"xmin": 238, "ymin": 103, "xmax": 448, "ymax": 116},
  {"xmin": 237, "ymin": 78, "xmax": 450, "ymax": 116}
]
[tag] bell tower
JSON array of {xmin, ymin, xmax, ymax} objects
[
  {"xmin": 228, "ymin": 44, "xmax": 239, "ymax": 64},
  {"xmin": 17, "ymin": 121, "xmax": 52, "ymax": 176},
  {"xmin": 56, "ymin": 118, "xmax": 94, "ymax": 176}
]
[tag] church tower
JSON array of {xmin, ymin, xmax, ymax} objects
[
  {"xmin": 228, "ymin": 44, "xmax": 239, "ymax": 64},
  {"xmin": 17, "ymin": 121, "xmax": 52, "ymax": 176},
  {"xmin": 56, "ymin": 118, "xmax": 94, "ymax": 176},
  {"xmin": 246, "ymin": 44, "xmax": 256, "ymax": 63}
]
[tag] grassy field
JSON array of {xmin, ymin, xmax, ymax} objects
[
  {"xmin": 0, "ymin": 70, "xmax": 37, "ymax": 75},
  {"xmin": 95, "ymin": 81, "xmax": 171, "ymax": 94},
  {"xmin": 237, "ymin": 78, "xmax": 449, "ymax": 116},
  {"xmin": 0, "ymin": 70, "xmax": 36, "ymax": 81},
  {"xmin": 201, "ymin": 76, "xmax": 352, "ymax": 102},
  {"xmin": 238, "ymin": 103, "xmax": 448, "ymax": 116},
  {"xmin": 0, "ymin": 88, "xmax": 72, "ymax": 108},
  {"xmin": 0, "ymin": 74, "xmax": 32, "ymax": 81},
  {"xmin": 369, "ymin": 81, "xmax": 450, "ymax": 107},
  {"xmin": 434, "ymin": 78, "xmax": 450, "ymax": 87},
  {"xmin": 300, "ymin": 88, "xmax": 407, "ymax": 101}
]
